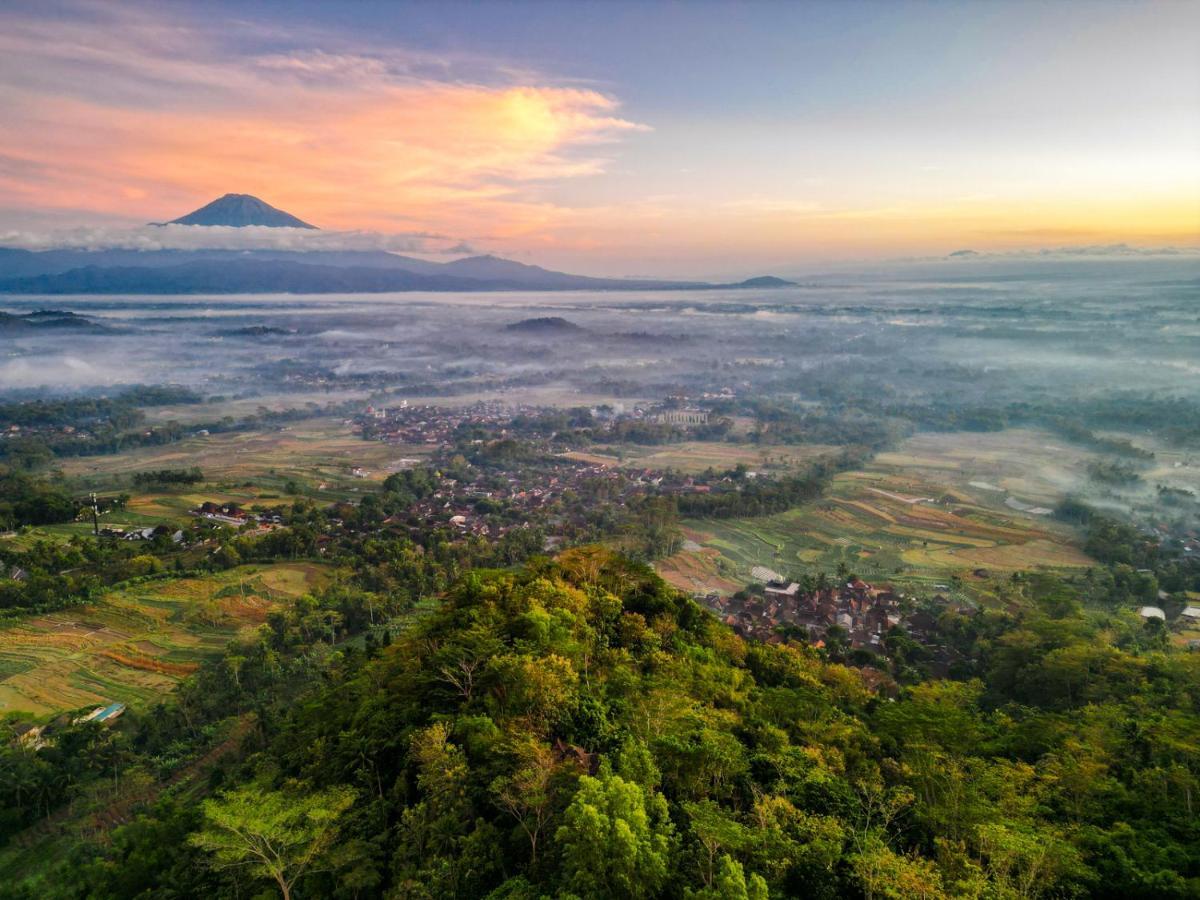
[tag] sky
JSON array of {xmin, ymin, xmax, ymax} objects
[{"xmin": 0, "ymin": 0, "xmax": 1197, "ymax": 277}]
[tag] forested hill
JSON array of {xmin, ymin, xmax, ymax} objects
[{"xmin": 39, "ymin": 547, "xmax": 1200, "ymax": 899}]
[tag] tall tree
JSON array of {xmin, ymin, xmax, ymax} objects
[
  {"xmin": 556, "ymin": 770, "xmax": 675, "ymax": 899},
  {"xmin": 190, "ymin": 783, "xmax": 356, "ymax": 900}
]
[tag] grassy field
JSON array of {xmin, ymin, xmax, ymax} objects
[
  {"xmin": 658, "ymin": 429, "xmax": 1096, "ymax": 597},
  {"xmin": 60, "ymin": 416, "xmax": 425, "ymax": 490},
  {"xmin": 0, "ymin": 562, "xmax": 329, "ymax": 718},
  {"xmin": 142, "ymin": 390, "xmax": 375, "ymax": 425},
  {"xmin": 565, "ymin": 440, "xmax": 837, "ymax": 475},
  {"xmin": 872, "ymin": 429, "xmax": 1102, "ymax": 509},
  {"xmin": 0, "ymin": 416, "xmax": 434, "ymax": 541}
]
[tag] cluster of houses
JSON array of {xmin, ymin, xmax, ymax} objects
[
  {"xmin": 349, "ymin": 400, "xmax": 745, "ymax": 542},
  {"xmin": 388, "ymin": 460, "xmax": 639, "ymax": 541},
  {"xmin": 356, "ymin": 396, "xmax": 729, "ymax": 450},
  {"xmin": 1139, "ymin": 601, "xmax": 1200, "ymax": 635},
  {"xmin": 702, "ymin": 571, "xmax": 962, "ymax": 673},
  {"xmin": 191, "ymin": 501, "xmax": 283, "ymax": 528},
  {"xmin": 651, "ymin": 408, "xmax": 710, "ymax": 426},
  {"xmin": 356, "ymin": 401, "xmax": 552, "ymax": 447},
  {"xmin": 97, "ymin": 524, "xmax": 184, "ymax": 543},
  {"xmin": 1, "ymin": 422, "xmax": 94, "ymax": 442}
]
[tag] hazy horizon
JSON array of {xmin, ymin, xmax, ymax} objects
[{"xmin": 1, "ymin": 0, "xmax": 1197, "ymax": 278}]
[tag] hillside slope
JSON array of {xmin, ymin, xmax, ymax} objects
[{"xmin": 29, "ymin": 546, "xmax": 1198, "ymax": 899}]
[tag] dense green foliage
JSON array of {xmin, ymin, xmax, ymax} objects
[
  {"xmin": 674, "ymin": 452, "xmax": 867, "ymax": 519},
  {"xmin": 7, "ymin": 548, "xmax": 1195, "ymax": 899},
  {"xmin": 0, "ymin": 469, "xmax": 77, "ymax": 528},
  {"xmin": 131, "ymin": 468, "xmax": 204, "ymax": 487}
]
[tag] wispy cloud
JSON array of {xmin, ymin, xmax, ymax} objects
[
  {"xmin": 0, "ymin": 223, "xmax": 468, "ymax": 254},
  {"xmin": 0, "ymin": 1, "xmax": 646, "ymax": 242}
]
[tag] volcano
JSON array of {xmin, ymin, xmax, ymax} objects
[{"xmin": 160, "ymin": 193, "xmax": 316, "ymax": 228}]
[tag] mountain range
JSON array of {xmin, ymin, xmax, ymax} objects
[{"xmin": 0, "ymin": 195, "xmax": 793, "ymax": 294}]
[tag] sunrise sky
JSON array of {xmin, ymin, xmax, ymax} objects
[{"xmin": 1, "ymin": 0, "xmax": 1197, "ymax": 277}]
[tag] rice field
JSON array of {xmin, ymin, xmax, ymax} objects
[
  {"xmin": 0, "ymin": 562, "xmax": 329, "ymax": 718},
  {"xmin": 871, "ymin": 428, "xmax": 1101, "ymax": 509},
  {"xmin": 565, "ymin": 440, "xmax": 837, "ymax": 475},
  {"xmin": 58, "ymin": 416, "xmax": 428, "ymax": 493},
  {"xmin": 666, "ymin": 429, "xmax": 1097, "ymax": 595},
  {"xmin": 655, "ymin": 539, "xmax": 742, "ymax": 596}
]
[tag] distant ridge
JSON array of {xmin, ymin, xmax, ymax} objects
[
  {"xmin": 2, "ymin": 194, "xmax": 799, "ymax": 292},
  {"xmin": 0, "ymin": 309, "xmax": 107, "ymax": 334},
  {"xmin": 732, "ymin": 275, "xmax": 794, "ymax": 288},
  {"xmin": 504, "ymin": 316, "xmax": 584, "ymax": 333},
  {"xmin": 159, "ymin": 193, "xmax": 316, "ymax": 229},
  {"xmin": 0, "ymin": 258, "xmax": 798, "ymax": 294}
]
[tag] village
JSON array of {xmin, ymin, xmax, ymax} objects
[
  {"xmin": 41, "ymin": 396, "xmax": 1199, "ymax": 704},
  {"xmin": 701, "ymin": 566, "xmax": 970, "ymax": 680},
  {"xmin": 351, "ymin": 396, "xmax": 722, "ymax": 446}
]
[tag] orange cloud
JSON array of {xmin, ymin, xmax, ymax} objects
[
  {"xmin": 0, "ymin": 84, "xmax": 643, "ymax": 233},
  {"xmin": 0, "ymin": 3, "xmax": 1195, "ymax": 274},
  {"xmin": 0, "ymin": 7, "xmax": 646, "ymax": 242}
]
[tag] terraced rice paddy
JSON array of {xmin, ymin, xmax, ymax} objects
[
  {"xmin": 655, "ymin": 544, "xmax": 742, "ymax": 595},
  {"xmin": 0, "ymin": 562, "xmax": 328, "ymax": 718},
  {"xmin": 662, "ymin": 430, "xmax": 1096, "ymax": 596}
]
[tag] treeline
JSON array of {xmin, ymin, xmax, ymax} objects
[
  {"xmin": 0, "ymin": 534, "xmax": 181, "ymax": 617},
  {"xmin": 0, "ymin": 470, "xmax": 77, "ymax": 529},
  {"xmin": 0, "ymin": 385, "xmax": 200, "ymax": 429},
  {"xmin": 740, "ymin": 382, "xmax": 1200, "ymax": 453},
  {"xmin": 1088, "ymin": 458, "xmax": 1144, "ymax": 486},
  {"xmin": 131, "ymin": 467, "xmax": 203, "ymax": 487},
  {"xmin": 1056, "ymin": 497, "xmax": 1200, "ymax": 596},
  {"xmin": 1042, "ymin": 416, "xmax": 1156, "ymax": 460},
  {"xmin": 732, "ymin": 399, "xmax": 900, "ymax": 449},
  {"xmin": 0, "ymin": 393, "xmax": 358, "ymax": 467},
  {"xmin": 676, "ymin": 450, "xmax": 869, "ymax": 519}
]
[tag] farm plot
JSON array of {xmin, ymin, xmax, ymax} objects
[
  {"xmin": 0, "ymin": 562, "xmax": 328, "ymax": 718},
  {"xmin": 59, "ymin": 417, "xmax": 426, "ymax": 493},
  {"xmin": 565, "ymin": 440, "xmax": 836, "ymax": 475},
  {"xmin": 655, "ymin": 528, "xmax": 744, "ymax": 596},
  {"xmin": 674, "ymin": 433, "xmax": 1095, "ymax": 595},
  {"xmin": 872, "ymin": 428, "xmax": 1100, "ymax": 510}
]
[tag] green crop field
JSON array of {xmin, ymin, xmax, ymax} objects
[
  {"xmin": 59, "ymin": 416, "xmax": 429, "ymax": 494},
  {"xmin": 659, "ymin": 429, "xmax": 1096, "ymax": 597},
  {"xmin": 565, "ymin": 440, "xmax": 837, "ymax": 474},
  {"xmin": 0, "ymin": 562, "xmax": 329, "ymax": 718}
]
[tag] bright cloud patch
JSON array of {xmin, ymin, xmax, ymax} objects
[{"xmin": 0, "ymin": 4, "xmax": 646, "ymax": 240}]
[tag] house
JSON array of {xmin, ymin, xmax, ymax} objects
[
  {"xmin": 74, "ymin": 702, "xmax": 126, "ymax": 726},
  {"xmin": 750, "ymin": 565, "xmax": 784, "ymax": 584},
  {"xmin": 1179, "ymin": 606, "xmax": 1200, "ymax": 622},
  {"xmin": 765, "ymin": 581, "xmax": 800, "ymax": 599},
  {"xmin": 1138, "ymin": 606, "xmax": 1166, "ymax": 621},
  {"xmin": 653, "ymin": 408, "xmax": 709, "ymax": 426},
  {"xmin": 12, "ymin": 722, "xmax": 46, "ymax": 749}
]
